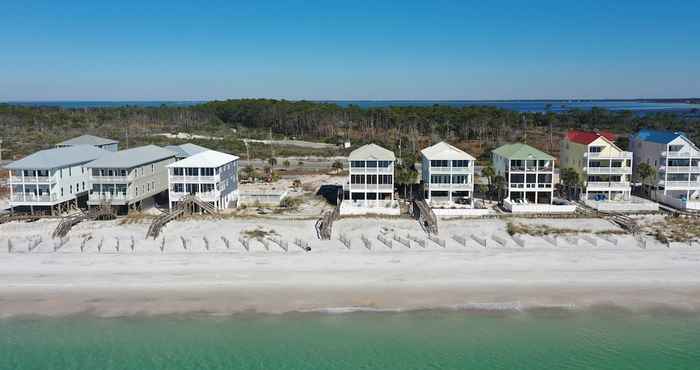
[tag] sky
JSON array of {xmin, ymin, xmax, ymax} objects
[{"xmin": 1, "ymin": 0, "xmax": 699, "ymax": 101}]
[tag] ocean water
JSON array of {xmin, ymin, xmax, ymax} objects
[
  {"xmin": 5, "ymin": 100, "xmax": 700, "ymax": 114},
  {"xmin": 2, "ymin": 310, "xmax": 700, "ymax": 369}
]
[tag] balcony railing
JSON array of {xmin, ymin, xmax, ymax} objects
[
  {"xmin": 659, "ymin": 180, "xmax": 700, "ymax": 189},
  {"xmin": 429, "ymin": 182, "xmax": 472, "ymax": 190},
  {"xmin": 584, "ymin": 152, "xmax": 633, "ymax": 159},
  {"xmin": 584, "ymin": 167, "xmax": 632, "ymax": 174},
  {"xmin": 91, "ymin": 175, "xmax": 132, "ymax": 183},
  {"xmin": 586, "ymin": 181, "xmax": 631, "ymax": 190},
  {"xmin": 170, "ymin": 191, "xmax": 219, "ymax": 201},
  {"xmin": 11, "ymin": 193, "xmax": 56, "ymax": 202},
  {"xmin": 508, "ymin": 166, "xmax": 553, "ymax": 172},
  {"xmin": 429, "ymin": 166, "xmax": 472, "ymax": 173},
  {"xmin": 9, "ymin": 176, "xmax": 53, "ymax": 184},
  {"xmin": 660, "ymin": 166, "xmax": 700, "ymax": 173},
  {"xmin": 89, "ymin": 192, "xmax": 129, "ymax": 201},
  {"xmin": 349, "ymin": 167, "xmax": 394, "ymax": 174},
  {"xmin": 347, "ymin": 183, "xmax": 394, "ymax": 191},
  {"xmin": 169, "ymin": 175, "xmax": 219, "ymax": 183},
  {"xmin": 662, "ymin": 151, "xmax": 698, "ymax": 158}
]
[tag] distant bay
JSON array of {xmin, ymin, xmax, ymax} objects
[{"xmin": 4, "ymin": 99, "xmax": 700, "ymax": 114}]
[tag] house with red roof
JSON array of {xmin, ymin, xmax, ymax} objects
[{"xmin": 559, "ymin": 130, "xmax": 636, "ymax": 209}]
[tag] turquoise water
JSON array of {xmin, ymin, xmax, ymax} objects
[{"xmin": 2, "ymin": 310, "xmax": 700, "ymax": 369}]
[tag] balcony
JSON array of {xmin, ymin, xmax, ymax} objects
[
  {"xmin": 508, "ymin": 166, "xmax": 552, "ymax": 172},
  {"xmin": 659, "ymin": 166, "xmax": 700, "ymax": 173},
  {"xmin": 429, "ymin": 166, "xmax": 472, "ymax": 174},
  {"xmin": 91, "ymin": 175, "xmax": 133, "ymax": 183},
  {"xmin": 659, "ymin": 180, "xmax": 700, "ymax": 189},
  {"xmin": 170, "ymin": 175, "xmax": 218, "ymax": 183},
  {"xmin": 346, "ymin": 183, "xmax": 394, "ymax": 191},
  {"xmin": 662, "ymin": 151, "xmax": 697, "ymax": 158},
  {"xmin": 584, "ymin": 152, "xmax": 633, "ymax": 159},
  {"xmin": 429, "ymin": 182, "xmax": 473, "ymax": 190},
  {"xmin": 170, "ymin": 191, "xmax": 219, "ymax": 202},
  {"xmin": 349, "ymin": 166, "xmax": 394, "ymax": 174},
  {"xmin": 9, "ymin": 176, "xmax": 53, "ymax": 184},
  {"xmin": 11, "ymin": 193, "xmax": 56, "ymax": 202},
  {"xmin": 89, "ymin": 192, "xmax": 129, "ymax": 202},
  {"xmin": 584, "ymin": 166, "xmax": 632, "ymax": 174},
  {"xmin": 586, "ymin": 181, "xmax": 631, "ymax": 190}
]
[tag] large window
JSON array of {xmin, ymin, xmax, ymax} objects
[
  {"xmin": 367, "ymin": 175, "xmax": 377, "ymax": 184},
  {"xmin": 452, "ymin": 175, "xmax": 469, "ymax": 184},
  {"xmin": 431, "ymin": 175, "xmax": 450, "ymax": 184},
  {"xmin": 431, "ymin": 160, "xmax": 449, "ymax": 167},
  {"xmin": 589, "ymin": 146, "xmax": 603, "ymax": 153},
  {"xmin": 351, "ymin": 175, "xmax": 365, "ymax": 184},
  {"xmin": 173, "ymin": 183, "xmax": 184, "ymax": 192},
  {"xmin": 201, "ymin": 168, "xmax": 214, "ymax": 176},
  {"xmin": 351, "ymin": 161, "xmax": 365, "ymax": 168},
  {"xmin": 379, "ymin": 175, "xmax": 392, "ymax": 184},
  {"xmin": 173, "ymin": 168, "xmax": 184, "ymax": 176},
  {"xmin": 186, "ymin": 168, "xmax": 199, "ymax": 176},
  {"xmin": 452, "ymin": 160, "xmax": 470, "ymax": 168},
  {"xmin": 366, "ymin": 161, "xmax": 377, "ymax": 168}
]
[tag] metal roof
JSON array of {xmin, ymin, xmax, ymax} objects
[
  {"xmin": 165, "ymin": 143, "xmax": 209, "ymax": 158},
  {"xmin": 85, "ymin": 145, "xmax": 175, "ymax": 168},
  {"xmin": 492, "ymin": 143, "xmax": 555, "ymax": 160},
  {"xmin": 57, "ymin": 134, "xmax": 118, "ymax": 146},
  {"xmin": 421, "ymin": 141, "xmax": 475, "ymax": 161},
  {"xmin": 564, "ymin": 130, "xmax": 617, "ymax": 145},
  {"xmin": 348, "ymin": 143, "xmax": 395, "ymax": 161},
  {"xmin": 633, "ymin": 129, "xmax": 687, "ymax": 145},
  {"xmin": 4, "ymin": 145, "xmax": 107, "ymax": 170},
  {"xmin": 168, "ymin": 150, "xmax": 239, "ymax": 168}
]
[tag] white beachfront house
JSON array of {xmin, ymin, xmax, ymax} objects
[
  {"xmin": 630, "ymin": 130, "xmax": 700, "ymax": 211},
  {"xmin": 55, "ymin": 134, "xmax": 119, "ymax": 152},
  {"xmin": 492, "ymin": 143, "xmax": 574, "ymax": 213},
  {"xmin": 85, "ymin": 145, "xmax": 176, "ymax": 213},
  {"xmin": 4, "ymin": 145, "xmax": 107, "ymax": 214},
  {"xmin": 420, "ymin": 141, "xmax": 475, "ymax": 208},
  {"xmin": 167, "ymin": 150, "xmax": 240, "ymax": 210},
  {"xmin": 165, "ymin": 143, "xmax": 209, "ymax": 160},
  {"xmin": 341, "ymin": 143, "xmax": 398, "ymax": 215}
]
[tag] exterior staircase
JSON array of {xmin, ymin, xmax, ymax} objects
[{"xmin": 146, "ymin": 195, "xmax": 218, "ymax": 239}]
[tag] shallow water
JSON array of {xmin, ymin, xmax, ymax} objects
[{"xmin": 2, "ymin": 309, "xmax": 700, "ymax": 369}]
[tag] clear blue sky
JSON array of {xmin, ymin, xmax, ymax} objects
[{"xmin": 2, "ymin": 0, "xmax": 698, "ymax": 101}]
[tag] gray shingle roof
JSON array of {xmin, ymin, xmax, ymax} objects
[
  {"xmin": 85, "ymin": 145, "xmax": 175, "ymax": 168},
  {"xmin": 4, "ymin": 145, "xmax": 107, "ymax": 170},
  {"xmin": 57, "ymin": 134, "xmax": 118, "ymax": 146}
]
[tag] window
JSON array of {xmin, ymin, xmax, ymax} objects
[
  {"xmin": 201, "ymin": 183, "xmax": 214, "ymax": 192},
  {"xmin": 82, "ymin": 182, "xmax": 85, "ymax": 190},
  {"xmin": 120, "ymin": 169, "xmax": 127, "ymax": 176},
  {"xmin": 147, "ymin": 183, "xmax": 150, "ymax": 192},
  {"xmin": 431, "ymin": 160, "xmax": 449, "ymax": 167},
  {"xmin": 366, "ymin": 161, "xmax": 377, "ymax": 168},
  {"xmin": 669, "ymin": 145, "xmax": 683, "ymax": 152},
  {"xmin": 589, "ymin": 146, "xmax": 603, "ymax": 153},
  {"xmin": 452, "ymin": 160, "xmax": 470, "ymax": 168},
  {"xmin": 69, "ymin": 185, "xmax": 73, "ymax": 194},
  {"xmin": 173, "ymin": 183, "xmax": 184, "ymax": 192},
  {"xmin": 202, "ymin": 168, "xmax": 214, "ymax": 176},
  {"xmin": 367, "ymin": 175, "xmax": 377, "ymax": 184},
  {"xmin": 351, "ymin": 161, "xmax": 365, "ymax": 168},
  {"xmin": 351, "ymin": 175, "xmax": 365, "ymax": 184},
  {"xmin": 61, "ymin": 188, "xmax": 64, "ymax": 196},
  {"xmin": 431, "ymin": 175, "xmax": 450, "ymax": 184},
  {"xmin": 379, "ymin": 175, "xmax": 392, "ymax": 184},
  {"xmin": 452, "ymin": 175, "xmax": 468, "ymax": 184},
  {"xmin": 151, "ymin": 164, "xmax": 155, "ymax": 173},
  {"xmin": 378, "ymin": 161, "xmax": 391, "ymax": 168},
  {"xmin": 186, "ymin": 168, "xmax": 199, "ymax": 176},
  {"xmin": 69, "ymin": 167, "xmax": 72, "ymax": 176},
  {"xmin": 174, "ymin": 168, "xmax": 183, "ymax": 176}
]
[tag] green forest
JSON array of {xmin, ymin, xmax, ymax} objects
[{"xmin": 1, "ymin": 100, "xmax": 698, "ymax": 163}]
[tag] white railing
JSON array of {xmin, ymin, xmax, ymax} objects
[
  {"xmin": 170, "ymin": 191, "xmax": 219, "ymax": 201},
  {"xmin": 349, "ymin": 167, "xmax": 394, "ymax": 174},
  {"xmin": 660, "ymin": 166, "xmax": 700, "ymax": 173},
  {"xmin": 662, "ymin": 151, "xmax": 698, "ymax": 158},
  {"xmin": 169, "ymin": 175, "xmax": 219, "ymax": 183},
  {"xmin": 584, "ymin": 167, "xmax": 632, "ymax": 174},
  {"xmin": 89, "ymin": 192, "xmax": 129, "ymax": 202},
  {"xmin": 91, "ymin": 175, "xmax": 132, "ymax": 183},
  {"xmin": 347, "ymin": 184, "xmax": 394, "ymax": 191},
  {"xmin": 509, "ymin": 167, "xmax": 553, "ymax": 172},
  {"xmin": 429, "ymin": 166, "xmax": 472, "ymax": 173},
  {"xmin": 660, "ymin": 181, "xmax": 700, "ymax": 189},
  {"xmin": 9, "ymin": 176, "xmax": 53, "ymax": 184},
  {"xmin": 584, "ymin": 152, "xmax": 633, "ymax": 159},
  {"xmin": 586, "ymin": 181, "xmax": 631, "ymax": 190},
  {"xmin": 429, "ymin": 183, "xmax": 472, "ymax": 190},
  {"xmin": 11, "ymin": 193, "xmax": 55, "ymax": 202}
]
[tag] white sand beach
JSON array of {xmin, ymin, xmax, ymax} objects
[{"xmin": 2, "ymin": 216, "xmax": 700, "ymax": 317}]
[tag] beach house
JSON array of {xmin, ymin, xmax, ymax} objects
[
  {"xmin": 85, "ymin": 145, "xmax": 176, "ymax": 213},
  {"xmin": 559, "ymin": 130, "xmax": 655, "ymax": 211},
  {"xmin": 420, "ymin": 141, "xmax": 481, "ymax": 215},
  {"xmin": 4, "ymin": 145, "xmax": 107, "ymax": 214},
  {"xmin": 341, "ymin": 143, "xmax": 398, "ymax": 215},
  {"xmin": 630, "ymin": 129, "xmax": 700, "ymax": 211},
  {"xmin": 167, "ymin": 150, "xmax": 240, "ymax": 210},
  {"xmin": 55, "ymin": 134, "xmax": 119, "ymax": 152},
  {"xmin": 492, "ymin": 143, "xmax": 573, "ymax": 213}
]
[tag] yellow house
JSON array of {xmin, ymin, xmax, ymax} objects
[{"xmin": 560, "ymin": 131, "xmax": 632, "ymax": 203}]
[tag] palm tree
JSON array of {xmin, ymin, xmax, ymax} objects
[
  {"xmin": 242, "ymin": 165, "xmax": 255, "ymax": 181},
  {"xmin": 331, "ymin": 160, "xmax": 343, "ymax": 173},
  {"xmin": 493, "ymin": 175, "xmax": 506, "ymax": 203},
  {"xmin": 481, "ymin": 165, "xmax": 496, "ymax": 200},
  {"xmin": 637, "ymin": 163, "xmax": 656, "ymax": 200},
  {"xmin": 268, "ymin": 157, "xmax": 277, "ymax": 168},
  {"xmin": 560, "ymin": 167, "xmax": 581, "ymax": 200}
]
